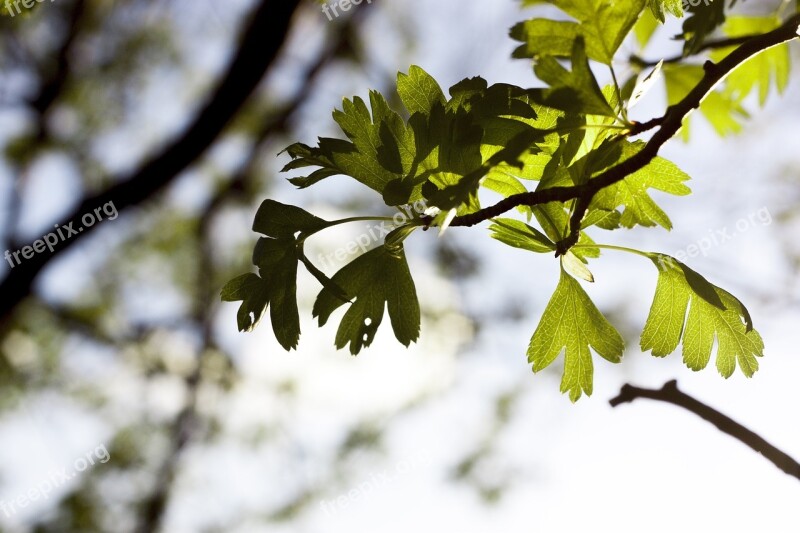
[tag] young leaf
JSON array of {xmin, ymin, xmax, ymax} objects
[
  {"xmin": 313, "ymin": 243, "xmax": 420, "ymax": 355},
  {"xmin": 628, "ymin": 60, "xmax": 664, "ymax": 110},
  {"xmin": 528, "ymin": 267, "xmax": 625, "ymax": 402},
  {"xmin": 641, "ymin": 254, "xmax": 764, "ymax": 377},
  {"xmin": 561, "ymin": 250, "xmax": 595, "ymax": 282}
]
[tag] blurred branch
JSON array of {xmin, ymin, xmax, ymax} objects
[
  {"xmin": 134, "ymin": 196, "xmax": 221, "ymax": 533},
  {"xmin": 136, "ymin": 12, "xmax": 375, "ymax": 530},
  {"xmin": 1, "ymin": 0, "xmax": 87, "ymax": 264},
  {"xmin": 0, "ymin": 0, "xmax": 303, "ymax": 327},
  {"xmin": 610, "ymin": 380, "xmax": 800, "ymax": 481},
  {"xmin": 229, "ymin": 8, "xmax": 366, "ymax": 186},
  {"xmin": 30, "ymin": 0, "xmax": 87, "ymax": 135}
]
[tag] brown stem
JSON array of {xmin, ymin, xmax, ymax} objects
[
  {"xmin": 610, "ymin": 380, "xmax": 800, "ymax": 481},
  {"xmin": 630, "ymin": 34, "xmax": 759, "ymax": 68}
]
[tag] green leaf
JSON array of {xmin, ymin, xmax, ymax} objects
[
  {"xmin": 663, "ymin": 64, "xmax": 748, "ymax": 138},
  {"xmin": 634, "ymin": 8, "xmax": 661, "ymax": 47},
  {"xmin": 528, "ymin": 267, "xmax": 625, "ymax": 402},
  {"xmin": 589, "ymin": 140, "xmax": 691, "ymax": 229},
  {"xmin": 531, "ymin": 39, "xmax": 619, "ymax": 118},
  {"xmin": 561, "ymin": 250, "xmax": 594, "ymax": 282},
  {"xmin": 397, "ymin": 65, "xmax": 447, "ymax": 115},
  {"xmin": 481, "ymin": 173, "xmax": 533, "ymax": 217},
  {"xmin": 488, "ymin": 218, "xmax": 555, "ymax": 253},
  {"xmin": 647, "ymin": 0, "xmax": 683, "ymax": 23},
  {"xmin": 222, "ymin": 236, "xmax": 301, "ymax": 351},
  {"xmin": 422, "ymin": 124, "xmax": 548, "ymax": 213},
  {"xmin": 252, "ymin": 199, "xmax": 328, "ymax": 238},
  {"xmin": 709, "ymin": 16, "xmax": 791, "ymax": 106},
  {"xmin": 515, "ymin": 0, "xmax": 647, "ymax": 65},
  {"xmin": 532, "ymin": 202, "xmax": 600, "ymax": 261},
  {"xmin": 283, "ymin": 67, "xmax": 553, "ymax": 212},
  {"xmin": 254, "ymin": 237, "xmax": 301, "ymax": 350},
  {"xmin": 313, "ymin": 243, "xmax": 420, "ymax": 355},
  {"xmin": 681, "ymin": 0, "xmax": 728, "ymax": 55},
  {"xmin": 641, "ymin": 254, "xmax": 764, "ymax": 377},
  {"xmin": 511, "ymin": 19, "xmax": 582, "ymax": 59},
  {"xmin": 282, "ymin": 89, "xmax": 416, "ymax": 198},
  {"xmin": 221, "ymin": 273, "xmax": 271, "ymax": 332}
]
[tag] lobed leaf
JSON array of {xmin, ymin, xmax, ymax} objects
[
  {"xmin": 528, "ymin": 267, "xmax": 625, "ymax": 402},
  {"xmin": 313, "ymin": 243, "xmax": 421, "ymax": 355},
  {"xmin": 641, "ymin": 254, "xmax": 764, "ymax": 377}
]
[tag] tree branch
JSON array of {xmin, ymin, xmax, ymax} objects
[
  {"xmin": 610, "ymin": 380, "xmax": 800, "ymax": 481},
  {"xmin": 630, "ymin": 34, "xmax": 759, "ymax": 68},
  {"xmin": 0, "ymin": 0, "xmax": 303, "ymax": 326},
  {"xmin": 445, "ymin": 13, "xmax": 800, "ymax": 256}
]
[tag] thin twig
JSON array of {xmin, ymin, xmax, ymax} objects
[
  {"xmin": 610, "ymin": 380, "xmax": 800, "ymax": 481},
  {"xmin": 630, "ymin": 34, "xmax": 759, "ymax": 68}
]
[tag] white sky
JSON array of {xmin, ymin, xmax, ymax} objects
[{"xmin": 1, "ymin": 1, "xmax": 800, "ymax": 532}]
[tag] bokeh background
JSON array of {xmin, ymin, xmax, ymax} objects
[{"xmin": 1, "ymin": 1, "xmax": 799, "ymax": 531}]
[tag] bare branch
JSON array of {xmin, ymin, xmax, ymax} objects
[
  {"xmin": 0, "ymin": 0, "xmax": 303, "ymax": 326},
  {"xmin": 610, "ymin": 380, "xmax": 800, "ymax": 481}
]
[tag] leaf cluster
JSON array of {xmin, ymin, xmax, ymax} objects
[{"xmin": 222, "ymin": 0, "xmax": 799, "ymax": 400}]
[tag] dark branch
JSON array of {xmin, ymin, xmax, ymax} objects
[
  {"xmin": 445, "ymin": 13, "xmax": 800, "ymax": 256},
  {"xmin": 0, "ymin": 0, "xmax": 303, "ymax": 326},
  {"xmin": 610, "ymin": 380, "xmax": 800, "ymax": 481},
  {"xmin": 630, "ymin": 34, "xmax": 759, "ymax": 68},
  {"xmin": 30, "ymin": 0, "xmax": 86, "ymax": 122}
]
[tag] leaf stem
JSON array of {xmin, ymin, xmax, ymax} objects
[
  {"xmin": 609, "ymin": 64, "xmax": 627, "ymax": 123},
  {"xmin": 297, "ymin": 216, "xmax": 397, "ymax": 243},
  {"xmin": 573, "ymin": 243, "xmax": 652, "ymax": 259},
  {"xmin": 325, "ymin": 216, "xmax": 396, "ymax": 227}
]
